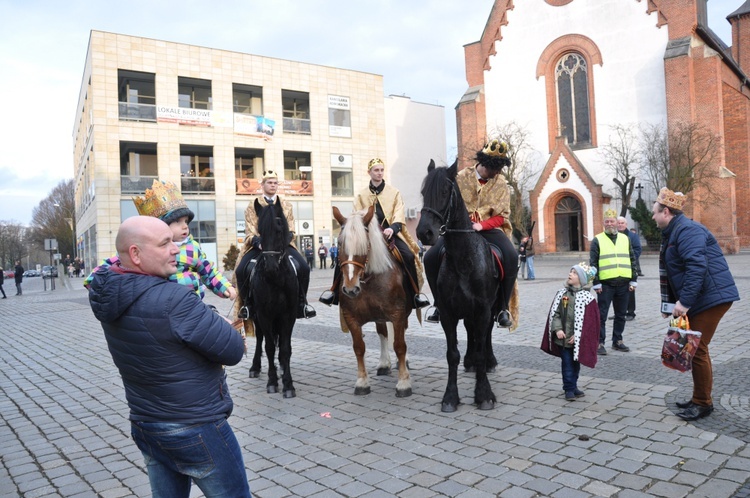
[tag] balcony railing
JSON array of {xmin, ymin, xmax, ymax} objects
[
  {"xmin": 283, "ymin": 117, "xmax": 311, "ymax": 134},
  {"xmin": 118, "ymin": 102, "xmax": 157, "ymax": 122},
  {"xmin": 181, "ymin": 177, "xmax": 215, "ymax": 193},
  {"xmin": 332, "ymin": 186, "xmax": 353, "ymax": 197},
  {"xmin": 121, "ymin": 175, "xmax": 158, "ymax": 194}
]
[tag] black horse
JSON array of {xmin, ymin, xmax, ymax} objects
[
  {"xmin": 417, "ymin": 160, "xmax": 511, "ymax": 412},
  {"xmin": 242, "ymin": 197, "xmax": 299, "ymax": 398}
]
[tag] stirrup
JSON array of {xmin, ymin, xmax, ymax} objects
[
  {"xmin": 319, "ymin": 290, "xmax": 335, "ymax": 306},
  {"xmin": 302, "ymin": 304, "xmax": 316, "ymax": 319},
  {"xmin": 238, "ymin": 306, "xmax": 250, "ymax": 320},
  {"xmin": 414, "ymin": 293, "xmax": 430, "ymax": 309},
  {"xmin": 425, "ymin": 306, "xmax": 440, "ymax": 324},
  {"xmin": 495, "ymin": 310, "xmax": 512, "ymax": 328}
]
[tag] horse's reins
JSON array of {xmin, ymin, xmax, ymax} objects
[{"xmin": 420, "ymin": 178, "xmax": 475, "ymax": 235}]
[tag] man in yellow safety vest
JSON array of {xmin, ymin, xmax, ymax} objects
[{"xmin": 589, "ymin": 208, "xmax": 638, "ymax": 355}]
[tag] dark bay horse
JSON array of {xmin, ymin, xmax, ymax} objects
[
  {"xmin": 333, "ymin": 205, "xmax": 412, "ymax": 398},
  {"xmin": 243, "ymin": 198, "xmax": 299, "ymax": 398},
  {"xmin": 417, "ymin": 160, "xmax": 511, "ymax": 412}
]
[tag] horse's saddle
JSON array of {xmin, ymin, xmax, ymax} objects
[{"xmin": 438, "ymin": 243, "xmax": 504, "ymax": 280}]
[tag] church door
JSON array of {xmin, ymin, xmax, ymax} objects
[{"xmin": 554, "ymin": 196, "xmax": 584, "ymax": 252}]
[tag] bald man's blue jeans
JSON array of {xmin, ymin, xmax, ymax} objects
[{"xmin": 131, "ymin": 418, "xmax": 252, "ymax": 498}]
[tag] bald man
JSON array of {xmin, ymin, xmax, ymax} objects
[{"xmin": 88, "ymin": 216, "xmax": 251, "ymax": 498}]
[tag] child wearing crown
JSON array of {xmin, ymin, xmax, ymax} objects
[
  {"xmin": 84, "ymin": 181, "xmax": 236, "ymax": 302},
  {"xmin": 540, "ymin": 263, "xmax": 600, "ymax": 401}
]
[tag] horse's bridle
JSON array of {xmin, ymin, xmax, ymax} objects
[{"xmin": 420, "ymin": 178, "xmax": 475, "ymax": 235}]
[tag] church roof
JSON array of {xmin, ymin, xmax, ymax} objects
[{"xmin": 727, "ymin": 0, "xmax": 750, "ymax": 20}]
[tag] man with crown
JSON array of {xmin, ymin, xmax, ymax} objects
[
  {"xmin": 85, "ymin": 180, "xmax": 236, "ymax": 302},
  {"xmin": 318, "ymin": 157, "xmax": 430, "ymax": 310},
  {"xmin": 589, "ymin": 208, "xmax": 638, "ymax": 355},
  {"xmin": 652, "ymin": 187, "xmax": 738, "ymax": 421},
  {"xmin": 234, "ymin": 169, "xmax": 316, "ymax": 320},
  {"xmin": 423, "ymin": 139, "xmax": 519, "ymax": 328}
]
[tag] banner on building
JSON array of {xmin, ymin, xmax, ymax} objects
[
  {"xmin": 236, "ymin": 178, "xmax": 313, "ymax": 196},
  {"xmin": 156, "ymin": 106, "xmax": 212, "ymax": 126}
]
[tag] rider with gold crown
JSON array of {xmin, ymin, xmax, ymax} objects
[
  {"xmin": 234, "ymin": 169, "xmax": 316, "ymax": 320},
  {"xmin": 423, "ymin": 139, "xmax": 519, "ymax": 328},
  {"xmin": 320, "ymin": 157, "xmax": 430, "ymax": 309}
]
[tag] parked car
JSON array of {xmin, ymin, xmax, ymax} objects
[
  {"xmin": 23, "ymin": 270, "xmax": 40, "ymax": 277},
  {"xmin": 3, "ymin": 270, "xmax": 14, "ymax": 279},
  {"xmin": 41, "ymin": 266, "xmax": 58, "ymax": 278}
]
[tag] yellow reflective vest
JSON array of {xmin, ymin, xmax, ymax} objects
[{"xmin": 595, "ymin": 233, "xmax": 631, "ymax": 280}]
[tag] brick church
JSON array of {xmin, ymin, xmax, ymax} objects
[{"xmin": 456, "ymin": 0, "xmax": 750, "ymax": 253}]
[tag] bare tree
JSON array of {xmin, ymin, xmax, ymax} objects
[
  {"xmin": 639, "ymin": 121, "xmax": 722, "ymax": 201},
  {"xmin": 600, "ymin": 124, "xmax": 639, "ymax": 216},
  {"xmin": 0, "ymin": 221, "xmax": 28, "ymax": 269},
  {"xmin": 488, "ymin": 122, "xmax": 541, "ymax": 236},
  {"xmin": 30, "ymin": 179, "xmax": 76, "ymax": 259}
]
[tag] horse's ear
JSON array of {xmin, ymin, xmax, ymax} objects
[
  {"xmin": 333, "ymin": 206, "xmax": 346, "ymax": 225},
  {"xmin": 363, "ymin": 205, "xmax": 375, "ymax": 226},
  {"xmin": 254, "ymin": 198, "xmax": 263, "ymax": 216},
  {"xmin": 447, "ymin": 159, "xmax": 458, "ymax": 179},
  {"xmin": 427, "ymin": 159, "xmax": 436, "ymax": 173},
  {"xmin": 273, "ymin": 197, "xmax": 284, "ymax": 215}
]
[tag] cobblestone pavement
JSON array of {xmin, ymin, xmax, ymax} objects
[{"xmin": 1, "ymin": 253, "xmax": 749, "ymax": 497}]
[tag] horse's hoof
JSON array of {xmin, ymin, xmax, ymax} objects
[
  {"xmin": 441, "ymin": 402, "xmax": 458, "ymax": 413},
  {"xmin": 248, "ymin": 370, "xmax": 260, "ymax": 379},
  {"xmin": 396, "ymin": 388, "xmax": 412, "ymax": 398},
  {"xmin": 354, "ymin": 386, "xmax": 371, "ymax": 395},
  {"xmin": 376, "ymin": 367, "xmax": 391, "ymax": 376},
  {"xmin": 477, "ymin": 400, "xmax": 495, "ymax": 410},
  {"xmin": 283, "ymin": 389, "xmax": 296, "ymax": 399},
  {"xmin": 267, "ymin": 385, "xmax": 278, "ymax": 394}
]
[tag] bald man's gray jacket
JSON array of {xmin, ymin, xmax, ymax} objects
[{"xmin": 88, "ymin": 266, "xmax": 245, "ymax": 423}]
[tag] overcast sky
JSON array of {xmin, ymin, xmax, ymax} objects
[{"xmin": 0, "ymin": 0, "xmax": 741, "ymax": 225}]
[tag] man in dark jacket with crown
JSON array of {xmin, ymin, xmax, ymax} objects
[
  {"xmin": 652, "ymin": 187, "xmax": 739, "ymax": 421},
  {"xmin": 88, "ymin": 216, "xmax": 251, "ymax": 497}
]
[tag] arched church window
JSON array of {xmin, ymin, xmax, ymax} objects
[
  {"xmin": 555, "ymin": 195, "xmax": 581, "ymax": 213},
  {"xmin": 556, "ymin": 53, "xmax": 591, "ymax": 149}
]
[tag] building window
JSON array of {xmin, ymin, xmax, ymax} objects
[
  {"xmin": 186, "ymin": 200, "xmax": 219, "ymax": 265},
  {"xmin": 235, "ymin": 148, "xmax": 264, "ymax": 194},
  {"xmin": 282, "ymin": 90, "xmax": 311, "ymax": 134},
  {"xmin": 233, "ymin": 84, "xmax": 263, "ymax": 114},
  {"xmin": 120, "ymin": 141, "xmax": 158, "ymax": 194},
  {"xmin": 328, "ymin": 95, "xmax": 351, "ymax": 138},
  {"xmin": 180, "ymin": 145, "xmax": 214, "ymax": 193},
  {"xmin": 118, "ymin": 70, "xmax": 156, "ymax": 121},
  {"xmin": 284, "ymin": 151, "xmax": 312, "ymax": 181},
  {"xmin": 178, "ymin": 77, "xmax": 212, "ymax": 110},
  {"xmin": 556, "ymin": 52, "xmax": 591, "ymax": 149},
  {"xmin": 330, "ymin": 153, "xmax": 352, "ymax": 196}
]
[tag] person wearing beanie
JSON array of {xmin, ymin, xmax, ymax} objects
[
  {"xmin": 234, "ymin": 169, "xmax": 316, "ymax": 320},
  {"xmin": 652, "ymin": 187, "xmax": 739, "ymax": 421},
  {"xmin": 589, "ymin": 208, "xmax": 638, "ymax": 354},
  {"xmin": 423, "ymin": 139, "xmax": 520, "ymax": 328},
  {"xmin": 541, "ymin": 262, "xmax": 599, "ymax": 400},
  {"xmin": 84, "ymin": 180, "xmax": 236, "ymax": 302}
]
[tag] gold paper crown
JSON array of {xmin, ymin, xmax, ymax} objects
[
  {"xmin": 133, "ymin": 180, "xmax": 188, "ymax": 219},
  {"xmin": 656, "ymin": 187, "xmax": 687, "ymax": 211},
  {"xmin": 262, "ymin": 169, "xmax": 278, "ymax": 181},
  {"xmin": 603, "ymin": 208, "xmax": 618, "ymax": 219},
  {"xmin": 367, "ymin": 158, "xmax": 385, "ymax": 171},
  {"xmin": 482, "ymin": 139, "xmax": 508, "ymax": 158}
]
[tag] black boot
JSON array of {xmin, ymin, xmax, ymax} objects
[
  {"xmin": 414, "ymin": 293, "xmax": 430, "ymax": 309},
  {"xmin": 426, "ymin": 307, "xmax": 440, "ymax": 324},
  {"xmin": 496, "ymin": 310, "xmax": 513, "ymax": 328},
  {"xmin": 319, "ymin": 290, "xmax": 335, "ymax": 306},
  {"xmin": 298, "ymin": 302, "xmax": 316, "ymax": 319}
]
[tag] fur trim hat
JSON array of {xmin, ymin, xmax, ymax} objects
[
  {"xmin": 475, "ymin": 139, "xmax": 511, "ymax": 172},
  {"xmin": 572, "ymin": 262, "xmax": 597, "ymax": 286}
]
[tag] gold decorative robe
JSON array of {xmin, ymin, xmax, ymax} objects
[
  {"xmin": 455, "ymin": 166, "xmax": 519, "ymax": 330},
  {"xmin": 354, "ymin": 183, "xmax": 424, "ymax": 290}
]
